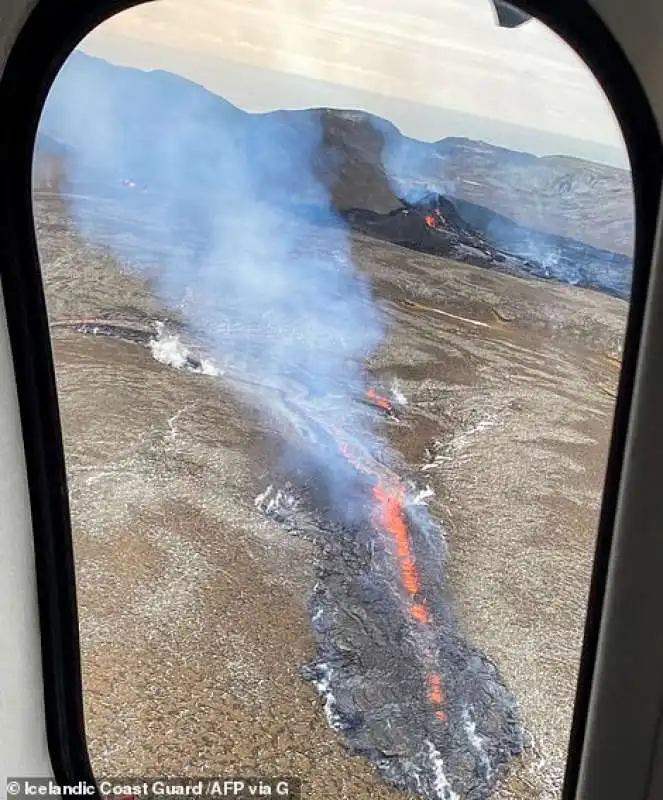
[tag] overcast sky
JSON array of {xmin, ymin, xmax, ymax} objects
[{"xmin": 79, "ymin": 0, "xmax": 628, "ymax": 167}]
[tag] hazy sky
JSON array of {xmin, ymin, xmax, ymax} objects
[{"xmin": 80, "ymin": 0, "xmax": 628, "ymax": 167}]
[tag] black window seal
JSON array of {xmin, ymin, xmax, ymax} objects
[
  {"xmin": 0, "ymin": 0, "xmax": 658, "ymax": 796},
  {"xmin": 511, "ymin": 3, "xmax": 663, "ymax": 797},
  {"xmin": 0, "ymin": 0, "xmax": 157, "ymax": 790}
]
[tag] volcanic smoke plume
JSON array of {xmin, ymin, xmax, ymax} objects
[{"xmin": 40, "ymin": 52, "xmax": 523, "ymax": 798}]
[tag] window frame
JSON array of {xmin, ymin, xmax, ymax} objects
[{"xmin": 0, "ymin": 0, "xmax": 659, "ymax": 796}]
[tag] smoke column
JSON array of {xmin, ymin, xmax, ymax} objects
[{"xmin": 40, "ymin": 51, "xmax": 386, "ymax": 481}]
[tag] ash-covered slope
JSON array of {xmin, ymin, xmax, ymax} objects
[{"xmin": 37, "ymin": 50, "xmax": 633, "ymax": 299}]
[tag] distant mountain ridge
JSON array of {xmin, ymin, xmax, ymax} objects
[{"xmin": 35, "ymin": 50, "xmax": 634, "ymax": 299}]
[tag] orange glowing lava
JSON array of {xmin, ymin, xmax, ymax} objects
[
  {"xmin": 373, "ymin": 482, "xmax": 420, "ymax": 596},
  {"xmin": 338, "ymin": 438, "xmax": 446, "ymax": 723},
  {"xmin": 365, "ymin": 387, "xmax": 394, "ymax": 413}
]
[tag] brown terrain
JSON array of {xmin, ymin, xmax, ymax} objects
[{"xmin": 32, "ymin": 53, "xmax": 631, "ymax": 800}]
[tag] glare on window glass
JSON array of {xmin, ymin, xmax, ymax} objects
[{"xmin": 33, "ymin": 1, "xmax": 633, "ymax": 798}]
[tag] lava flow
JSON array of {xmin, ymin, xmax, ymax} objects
[
  {"xmin": 362, "ymin": 387, "xmax": 398, "ymax": 417},
  {"xmin": 60, "ymin": 316, "xmax": 525, "ymax": 798},
  {"xmin": 422, "ymin": 202, "xmax": 447, "ymax": 230},
  {"xmin": 339, "ymin": 439, "xmax": 446, "ymax": 723},
  {"xmin": 296, "ymin": 413, "xmax": 525, "ymax": 800}
]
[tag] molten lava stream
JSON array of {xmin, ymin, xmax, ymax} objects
[
  {"xmin": 365, "ymin": 387, "xmax": 393, "ymax": 413},
  {"xmin": 338, "ymin": 441, "xmax": 447, "ymax": 723}
]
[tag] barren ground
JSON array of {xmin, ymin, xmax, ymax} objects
[{"xmin": 35, "ymin": 187, "xmax": 626, "ymax": 799}]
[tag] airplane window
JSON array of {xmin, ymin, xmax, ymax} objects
[{"xmin": 33, "ymin": 1, "xmax": 633, "ymax": 798}]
